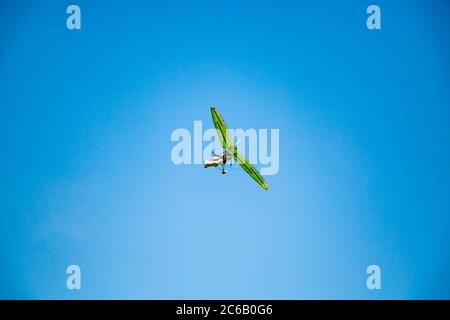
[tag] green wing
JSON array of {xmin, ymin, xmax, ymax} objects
[
  {"xmin": 210, "ymin": 107, "xmax": 269, "ymax": 190},
  {"xmin": 233, "ymin": 148, "xmax": 269, "ymax": 190},
  {"xmin": 210, "ymin": 107, "xmax": 235, "ymax": 151}
]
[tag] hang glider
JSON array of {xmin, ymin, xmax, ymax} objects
[{"xmin": 204, "ymin": 107, "xmax": 269, "ymax": 190}]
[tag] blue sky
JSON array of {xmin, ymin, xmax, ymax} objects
[{"xmin": 0, "ymin": 0, "xmax": 449, "ymax": 299}]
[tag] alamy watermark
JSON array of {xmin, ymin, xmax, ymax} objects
[
  {"xmin": 66, "ymin": 5, "xmax": 81, "ymax": 30},
  {"xmin": 366, "ymin": 5, "xmax": 381, "ymax": 30},
  {"xmin": 366, "ymin": 264, "xmax": 382, "ymax": 290},
  {"xmin": 170, "ymin": 121, "xmax": 279, "ymax": 175},
  {"xmin": 66, "ymin": 264, "xmax": 81, "ymax": 290}
]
